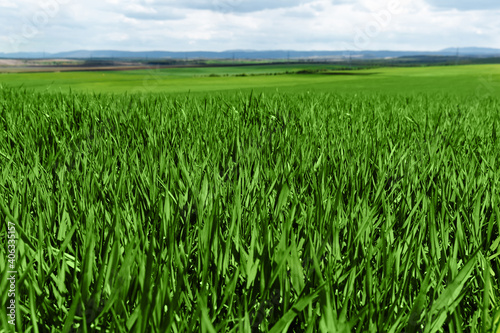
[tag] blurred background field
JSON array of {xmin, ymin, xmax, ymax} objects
[{"xmin": 1, "ymin": 64, "xmax": 499, "ymax": 97}]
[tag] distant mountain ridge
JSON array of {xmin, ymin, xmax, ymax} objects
[{"xmin": 1, "ymin": 48, "xmax": 500, "ymax": 60}]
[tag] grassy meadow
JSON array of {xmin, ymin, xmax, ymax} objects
[
  {"xmin": 1, "ymin": 64, "xmax": 499, "ymax": 96},
  {"xmin": 0, "ymin": 64, "xmax": 499, "ymax": 332}
]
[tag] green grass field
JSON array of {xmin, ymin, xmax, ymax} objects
[
  {"xmin": 0, "ymin": 64, "xmax": 499, "ymax": 332},
  {"xmin": 1, "ymin": 64, "xmax": 499, "ymax": 97}
]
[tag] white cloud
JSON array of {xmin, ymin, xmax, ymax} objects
[
  {"xmin": 0, "ymin": 0, "xmax": 498, "ymax": 53},
  {"xmin": 0, "ymin": 0, "xmax": 18, "ymax": 8}
]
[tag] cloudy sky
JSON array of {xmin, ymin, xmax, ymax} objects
[{"xmin": 0, "ymin": 0, "xmax": 499, "ymax": 53}]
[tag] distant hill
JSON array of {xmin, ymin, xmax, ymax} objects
[
  {"xmin": 440, "ymin": 47, "xmax": 500, "ymax": 56},
  {"xmin": 1, "ymin": 48, "xmax": 499, "ymax": 60}
]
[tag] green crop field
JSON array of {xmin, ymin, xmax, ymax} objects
[
  {"xmin": 1, "ymin": 64, "xmax": 500, "ymax": 96},
  {"xmin": 0, "ymin": 65, "xmax": 499, "ymax": 332}
]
